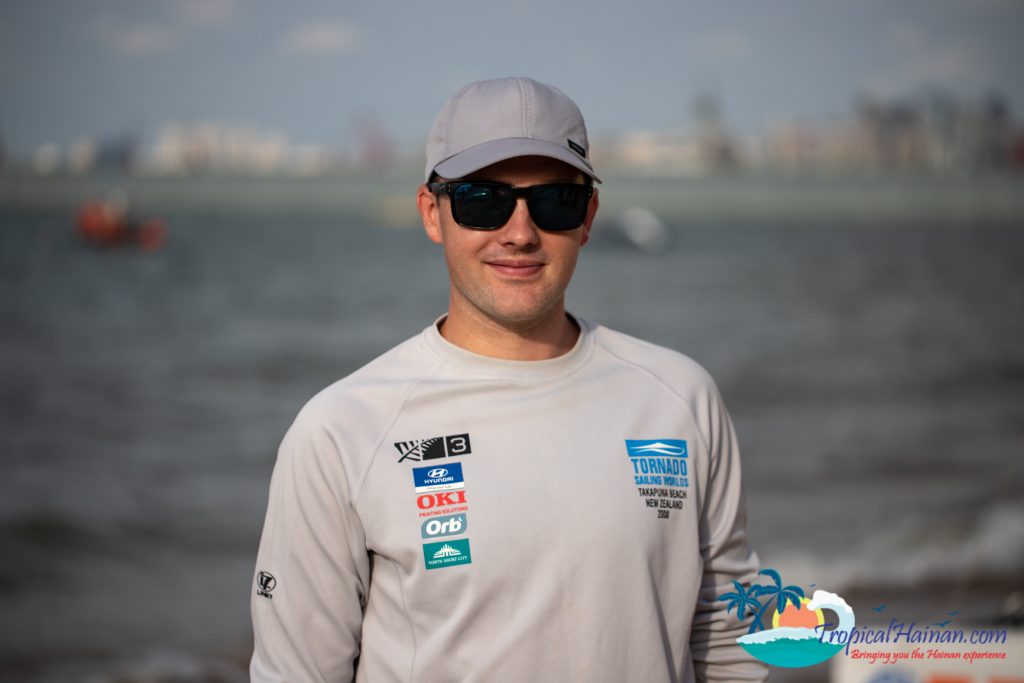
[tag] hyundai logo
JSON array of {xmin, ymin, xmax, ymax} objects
[{"xmin": 428, "ymin": 468, "xmax": 448, "ymax": 478}]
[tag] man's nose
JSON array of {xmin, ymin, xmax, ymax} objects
[{"xmin": 498, "ymin": 198, "xmax": 540, "ymax": 247}]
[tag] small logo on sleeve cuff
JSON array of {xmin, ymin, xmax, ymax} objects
[{"xmin": 256, "ymin": 571, "xmax": 277, "ymax": 599}]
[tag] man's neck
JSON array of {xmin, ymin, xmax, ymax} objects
[{"xmin": 438, "ymin": 305, "xmax": 580, "ymax": 361}]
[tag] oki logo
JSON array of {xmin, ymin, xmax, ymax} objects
[
  {"xmin": 417, "ymin": 490, "xmax": 467, "ymax": 510},
  {"xmin": 421, "ymin": 513, "xmax": 468, "ymax": 539}
]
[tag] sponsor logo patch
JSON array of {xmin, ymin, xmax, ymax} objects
[
  {"xmin": 420, "ymin": 513, "xmax": 468, "ymax": 539},
  {"xmin": 255, "ymin": 571, "xmax": 277, "ymax": 599},
  {"xmin": 394, "ymin": 433, "xmax": 472, "ymax": 463},
  {"xmin": 412, "ymin": 462, "xmax": 465, "ymax": 493},
  {"xmin": 626, "ymin": 439, "xmax": 689, "ymax": 519},
  {"xmin": 423, "ymin": 538, "xmax": 472, "ymax": 570},
  {"xmin": 416, "ymin": 489, "xmax": 469, "ymax": 517}
]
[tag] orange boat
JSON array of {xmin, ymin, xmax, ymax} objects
[{"xmin": 76, "ymin": 200, "xmax": 167, "ymax": 251}]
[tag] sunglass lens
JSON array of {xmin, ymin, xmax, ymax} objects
[
  {"xmin": 452, "ymin": 183, "xmax": 514, "ymax": 229},
  {"xmin": 529, "ymin": 184, "xmax": 590, "ymax": 231}
]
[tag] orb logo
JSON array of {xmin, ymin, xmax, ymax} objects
[
  {"xmin": 718, "ymin": 568, "xmax": 855, "ymax": 668},
  {"xmin": 421, "ymin": 513, "xmax": 468, "ymax": 539}
]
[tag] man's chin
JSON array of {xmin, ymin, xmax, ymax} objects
[{"xmin": 482, "ymin": 303, "xmax": 566, "ymax": 332}]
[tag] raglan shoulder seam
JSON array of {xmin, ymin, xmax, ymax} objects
[
  {"xmin": 349, "ymin": 353, "xmax": 450, "ymax": 505},
  {"xmin": 594, "ymin": 336, "xmax": 715, "ymax": 459}
]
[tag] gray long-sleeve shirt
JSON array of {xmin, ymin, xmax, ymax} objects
[{"xmin": 251, "ymin": 317, "xmax": 767, "ymax": 682}]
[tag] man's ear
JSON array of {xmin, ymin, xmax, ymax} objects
[
  {"xmin": 580, "ymin": 189, "xmax": 598, "ymax": 247},
  {"xmin": 417, "ymin": 185, "xmax": 444, "ymax": 245}
]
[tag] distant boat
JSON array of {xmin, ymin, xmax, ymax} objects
[
  {"xmin": 76, "ymin": 198, "xmax": 167, "ymax": 251},
  {"xmin": 617, "ymin": 207, "xmax": 670, "ymax": 253}
]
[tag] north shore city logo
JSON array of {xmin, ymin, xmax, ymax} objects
[
  {"xmin": 422, "ymin": 538, "xmax": 472, "ymax": 570},
  {"xmin": 433, "ymin": 543, "xmax": 462, "ymax": 558},
  {"xmin": 394, "ymin": 433, "xmax": 471, "ymax": 463}
]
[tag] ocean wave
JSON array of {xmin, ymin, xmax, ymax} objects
[
  {"xmin": 766, "ymin": 502, "xmax": 1024, "ymax": 593},
  {"xmin": 11, "ymin": 649, "xmax": 249, "ymax": 683},
  {"xmin": 738, "ymin": 626, "xmax": 822, "ymax": 645}
]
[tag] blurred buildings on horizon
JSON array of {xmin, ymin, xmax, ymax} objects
[
  {"xmin": 4, "ymin": 90, "xmax": 1023, "ymax": 178},
  {"xmin": 599, "ymin": 90, "xmax": 1024, "ymax": 176}
]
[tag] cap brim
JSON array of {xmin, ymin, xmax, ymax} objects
[{"xmin": 433, "ymin": 138, "xmax": 601, "ymax": 183}]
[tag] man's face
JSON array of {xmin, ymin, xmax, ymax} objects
[{"xmin": 418, "ymin": 155, "xmax": 599, "ymax": 333}]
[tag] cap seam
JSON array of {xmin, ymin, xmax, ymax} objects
[
  {"xmin": 518, "ymin": 77, "xmax": 531, "ymax": 139},
  {"xmin": 444, "ymin": 85, "xmax": 470, "ymax": 161}
]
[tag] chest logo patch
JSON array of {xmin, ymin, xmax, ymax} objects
[
  {"xmin": 421, "ymin": 513, "xmax": 468, "ymax": 539},
  {"xmin": 626, "ymin": 439, "xmax": 689, "ymax": 519},
  {"xmin": 394, "ymin": 433, "xmax": 472, "ymax": 463},
  {"xmin": 412, "ymin": 462, "xmax": 465, "ymax": 493},
  {"xmin": 423, "ymin": 538, "xmax": 472, "ymax": 570}
]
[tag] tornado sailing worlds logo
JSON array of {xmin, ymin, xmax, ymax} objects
[
  {"xmin": 718, "ymin": 568, "xmax": 855, "ymax": 668},
  {"xmin": 625, "ymin": 439, "xmax": 689, "ymax": 519}
]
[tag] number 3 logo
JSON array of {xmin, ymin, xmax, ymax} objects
[{"xmin": 445, "ymin": 434, "xmax": 471, "ymax": 456}]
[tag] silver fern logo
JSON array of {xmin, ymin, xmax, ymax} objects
[{"xmin": 394, "ymin": 433, "xmax": 471, "ymax": 462}]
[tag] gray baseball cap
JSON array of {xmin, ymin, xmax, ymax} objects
[{"xmin": 425, "ymin": 77, "xmax": 600, "ymax": 183}]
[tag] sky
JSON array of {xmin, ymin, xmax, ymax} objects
[{"xmin": 1, "ymin": 0, "xmax": 1023, "ymax": 155}]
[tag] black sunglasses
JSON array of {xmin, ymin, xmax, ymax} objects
[{"xmin": 427, "ymin": 181, "xmax": 594, "ymax": 232}]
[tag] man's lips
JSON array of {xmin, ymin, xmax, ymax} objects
[{"xmin": 484, "ymin": 259, "xmax": 545, "ymax": 277}]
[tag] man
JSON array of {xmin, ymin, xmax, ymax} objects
[{"xmin": 251, "ymin": 77, "xmax": 766, "ymax": 682}]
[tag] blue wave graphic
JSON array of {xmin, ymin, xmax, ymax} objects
[{"xmin": 626, "ymin": 439, "xmax": 688, "ymax": 457}]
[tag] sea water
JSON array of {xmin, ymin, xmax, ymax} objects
[{"xmin": 1, "ymin": 171, "xmax": 1022, "ymax": 681}]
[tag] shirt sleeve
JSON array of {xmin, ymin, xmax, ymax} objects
[
  {"xmin": 689, "ymin": 380, "xmax": 769, "ymax": 682},
  {"xmin": 251, "ymin": 409, "xmax": 371, "ymax": 683}
]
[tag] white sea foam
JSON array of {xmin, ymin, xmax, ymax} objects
[
  {"xmin": 766, "ymin": 503, "xmax": 1024, "ymax": 594},
  {"xmin": 738, "ymin": 626, "xmax": 821, "ymax": 645},
  {"xmin": 807, "ymin": 590, "xmax": 855, "ymax": 631},
  {"xmin": 737, "ymin": 591, "xmax": 855, "ymax": 646}
]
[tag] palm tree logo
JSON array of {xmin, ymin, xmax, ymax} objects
[
  {"xmin": 719, "ymin": 579, "xmax": 763, "ymax": 629},
  {"xmin": 753, "ymin": 569, "xmax": 805, "ymax": 633},
  {"xmin": 721, "ymin": 568, "xmax": 805, "ymax": 633},
  {"xmin": 718, "ymin": 568, "xmax": 856, "ymax": 668}
]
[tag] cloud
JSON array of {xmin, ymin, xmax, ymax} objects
[
  {"xmin": 104, "ymin": 24, "xmax": 178, "ymax": 55},
  {"xmin": 692, "ymin": 28, "xmax": 753, "ymax": 63},
  {"xmin": 93, "ymin": 1, "xmax": 236, "ymax": 58},
  {"xmin": 967, "ymin": 0, "xmax": 1024, "ymax": 11},
  {"xmin": 281, "ymin": 23, "xmax": 362, "ymax": 55},
  {"xmin": 177, "ymin": 0, "xmax": 239, "ymax": 25},
  {"xmin": 867, "ymin": 25, "xmax": 989, "ymax": 95}
]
